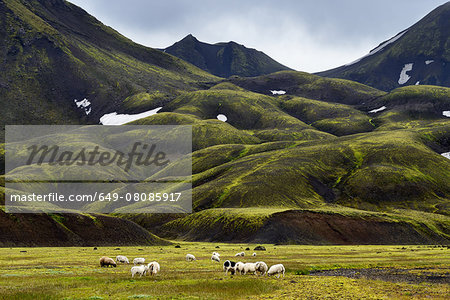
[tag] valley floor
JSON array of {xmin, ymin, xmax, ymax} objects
[{"xmin": 0, "ymin": 243, "xmax": 448, "ymax": 299}]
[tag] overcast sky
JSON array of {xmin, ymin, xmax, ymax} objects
[{"xmin": 69, "ymin": 0, "xmax": 447, "ymax": 73}]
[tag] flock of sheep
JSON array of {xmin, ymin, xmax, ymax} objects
[
  {"xmin": 99, "ymin": 256, "xmax": 160, "ymax": 277},
  {"xmin": 99, "ymin": 250, "xmax": 285, "ymax": 278}
]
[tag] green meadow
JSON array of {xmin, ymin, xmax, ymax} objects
[{"xmin": 0, "ymin": 243, "xmax": 448, "ymax": 299}]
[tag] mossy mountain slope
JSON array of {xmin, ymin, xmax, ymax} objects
[
  {"xmin": 164, "ymin": 34, "xmax": 292, "ymax": 77},
  {"xmin": 119, "ymin": 82, "xmax": 449, "ymax": 244},
  {"xmin": 0, "ymin": 0, "xmax": 217, "ymax": 126},
  {"xmin": 2, "ymin": 1, "xmax": 450, "ymax": 245},
  {"xmin": 156, "ymin": 208, "xmax": 449, "ymax": 244},
  {"xmin": 0, "ymin": 209, "xmax": 169, "ymax": 247},
  {"xmin": 318, "ymin": 2, "xmax": 450, "ymax": 91}
]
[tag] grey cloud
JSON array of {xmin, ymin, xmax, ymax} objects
[{"xmin": 69, "ymin": 0, "xmax": 447, "ymax": 72}]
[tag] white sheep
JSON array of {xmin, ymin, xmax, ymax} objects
[
  {"xmin": 116, "ymin": 255, "xmax": 129, "ymax": 264},
  {"xmin": 131, "ymin": 265, "xmax": 148, "ymax": 277},
  {"xmin": 235, "ymin": 262, "xmax": 245, "ymax": 275},
  {"xmin": 186, "ymin": 254, "xmax": 196, "ymax": 261},
  {"xmin": 211, "ymin": 254, "xmax": 220, "ymax": 262},
  {"xmin": 252, "ymin": 253, "xmax": 257, "ymax": 257},
  {"xmin": 242, "ymin": 262, "xmax": 257, "ymax": 275},
  {"xmin": 133, "ymin": 257, "xmax": 145, "ymax": 265},
  {"xmin": 235, "ymin": 252, "xmax": 245, "ymax": 257},
  {"xmin": 212, "ymin": 252, "xmax": 220, "ymax": 257},
  {"xmin": 147, "ymin": 261, "xmax": 160, "ymax": 276},
  {"xmin": 267, "ymin": 264, "xmax": 285, "ymax": 278},
  {"xmin": 255, "ymin": 261, "xmax": 268, "ymax": 276}
]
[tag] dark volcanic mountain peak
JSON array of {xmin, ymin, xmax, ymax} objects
[
  {"xmin": 164, "ymin": 35, "xmax": 292, "ymax": 78},
  {"xmin": 318, "ymin": 2, "xmax": 450, "ymax": 91}
]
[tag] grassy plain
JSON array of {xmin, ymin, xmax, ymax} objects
[{"xmin": 0, "ymin": 243, "xmax": 448, "ymax": 299}]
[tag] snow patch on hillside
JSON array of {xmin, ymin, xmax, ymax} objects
[
  {"xmin": 74, "ymin": 98, "xmax": 91, "ymax": 115},
  {"xmin": 441, "ymin": 152, "xmax": 450, "ymax": 160},
  {"xmin": 425, "ymin": 60, "xmax": 434, "ymax": 65},
  {"xmin": 443, "ymin": 111, "xmax": 450, "ymax": 118},
  {"xmin": 100, "ymin": 107, "xmax": 162, "ymax": 125},
  {"xmin": 415, "ymin": 81, "xmax": 420, "ymax": 85},
  {"xmin": 270, "ymin": 90, "xmax": 286, "ymax": 95},
  {"xmin": 369, "ymin": 106, "xmax": 387, "ymax": 113},
  {"xmin": 398, "ymin": 63, "xmax": 413, "ymax": 85},
  {"xmin": 345, "ymin": 31, "xmax": 408, "ymax": 66},
  {"xmin": 217, "ymin": 114, "xmax": 227, "ymax": 122}
]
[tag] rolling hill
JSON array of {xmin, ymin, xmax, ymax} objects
[
  {"xmin": 318, "ymin": 2, "xmax": 450, "ymax": 91},
  {"xmin": 163, "ymin": 34, "xmax": 292, "ymax": 78},
  {"xmin": 4, "ymin": 78, "xmax": 450, "ymax": 244},
  {"xmin": 1, "ymin": 0, "xmax": 450, "ymax": 246}
]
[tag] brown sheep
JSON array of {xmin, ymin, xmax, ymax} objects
[{"xmin": 100, "ymin": 256, "xmax": 117, "ymax": 267}]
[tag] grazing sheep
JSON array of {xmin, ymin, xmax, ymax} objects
[
  {"xmin": 267, "ymin": 264, "xmax": 285, "ymax": 278},
  {"xmin": 235, "ymin": 252, "xmax": 245, "ymax": 257},
  {"xmin": 186, "ymin": 254, "xmax": 196, "ymax": 261},
  {"xmin": 255, "ymin": 261, "xmax": 268, "ymax": 276},
  {"xmin": 116, "ymin": 255, "xmax": 129, "ymax": 264},
  {"xmin": 223, "ymin": 260, "xmax": 236, "ymax": 275},
  {"xmin": 212, "ymin": 252, "xmax": 220, "ymax": 257},
  {"xmin": 99, "ymin": 256, "xmax": 116, "ymax": 268},
  {"xmin": 211, "ymin": 254, "xmax": 220, "ymax": 262},
  {"xmin": 235, "ymin": 262, "xmax": 245, "ymax": 275},
  {"xmin": 131, "ymin": 265, "xmax": 148, "ymax": 277},
  {"xmin": 147, "ymin": 261, "xmax": 160, "ymax": 276},
  {"xmin": 133, "ymin": 257, "xmax": 145, "ymax": 265},
  {"xmin": 242, "ymin": 262, "xmax": 257, "ymax": 275},
  {"xmin": 252, "ymin": 252, "xmax": 257, "ymax": 257}
]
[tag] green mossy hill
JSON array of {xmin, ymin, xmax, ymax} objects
[
  {"xmin": 0, "ymin": 0, "xmax": 217, "ymax": 126},
  {"xmin": 123, "ymin": 91, "xmax": 169, "ymax": 112},
  {"xmin": 163, "ymin": 34, "xmax": 292, "ymax": 77},
  {"xmin": 362, "ymin": 86, "xmax": 450, "ymax": 131},
  {"xmin": 209, "ymin": 82, "xmax": 245, "ymax": 91},
  {"xmin": 229, "ymin": 71, "xmax": 385, "ymax": 105},
  {"xmin": 280, "ymin": 96, "xmax": 375, "ymax": 135},
  {"xmin": 372, "ymin": 111, "xmax": 450, "ymax": 131},
  {"xmin": 163, "ymin": 89, "xmax": 311, "ymax": 130},
  {"xmin": 157, "ymin": 207, "xmax": 450, "ymax": 244},
  {"xmin": 189, "ymin": 130, "xmax": 449, "ymax": 214},
  {"xmin": 0, "ymin": 210, "xmax": 170, "ymax": 246},
  {"xmin": 418, "ymin": 124, "xmax": 450, "ymax": 154},
  {"xmin": 149, "ymin": 89, "xmax": 339, "ymax": 143},
  {"xmin": 371, "ymin": 85, "xmax": 450, "ymax": 115},
  {"xmin": 158, "ymin": 208, "xmax": 289, "ymax": 242},
  {"xmin": 129, "ymin": 112, "xmax": 260, "ymax": 150},
  {"xmin": 318, "ymin": 3, "xmax": 450, "ymax": 90}
]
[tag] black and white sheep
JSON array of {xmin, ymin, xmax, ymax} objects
[
  {"xmin": 267, "ymin": 264, "xmax": 285, "ymax": 278},
  {"xmin": 131, "ymin": 265, "xmax": 148, "ymax": 277},
  {"xmin": 212, "ymin": 252, "xmax": 220, "ymax": 257},
  {"xmin": 133, "ymin": 257, "xmax": 145, "ymax": 265},
  {"xmin": 211, "ymin": 254, "xmax": 220, "ymax": 262},
  {"xmin": 186, "ymin": 254, "xmax": 196, "ymax": 261},
  {"xmin": 223, "ymin": 260, "xmax": 236, "ymax": 275},
  {"xmin": 252, "ymin": 253, "xmax": 257, "ymax": 257},
  {"xmin": 255, "ymin": 261, "xmax": 268, "ymax": 276},
  {"xmin": 99, "ymin": 256, "xmax": 117, "ymax": 267},
  {"xmin": 116, "ymin": 255, "xmax": 129, "ymax": 264},
  {"xmin": 235, "ymin": 252, "xmax": 245, "ymax": 257},
  {"xmin": 147, "ymin": 261, "xmax": 160, "ymax": 276}
]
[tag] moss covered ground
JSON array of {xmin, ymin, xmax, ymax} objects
[{"xmin": 0, "ymin": 244, "xmax": 448, "ymax": 299}]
